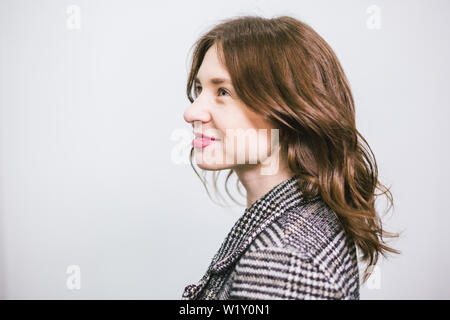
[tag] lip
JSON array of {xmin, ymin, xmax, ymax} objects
[
  {"xmin": 192, "ymin": 138, "xmax": 214, "ymax": 148},
  {"xmin": 193, "ymin": 132, "xmax": 219, "ymax": 141}
]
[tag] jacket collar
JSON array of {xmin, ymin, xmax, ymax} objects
[{"xmin": 208, "ymin": 174, "xmax": 309, "ymax": 274}]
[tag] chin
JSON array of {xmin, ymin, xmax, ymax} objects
[
  {"xmin": 196, "ymin": 161, "xmax": 233, "ymax": 171},
  {"xmin": 194, "ymin": 148, "xmax": 251, "ymax": 171}
]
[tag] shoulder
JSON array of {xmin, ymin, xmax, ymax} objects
[
  {"xmin": 247, "ymin": 197, "xmax": 349, "ymax": 257},
  {"xmin": 248, "ymin": 197, "xmax": 355, "ymax": 266},
  {"xmin": 229, "ymin": 198, "xmax": 360, "ymax": 299}
]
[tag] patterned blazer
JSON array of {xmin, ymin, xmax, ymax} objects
[{"xmin": 181, "ymin": 174, "xmax": 360, "ymax": 300}]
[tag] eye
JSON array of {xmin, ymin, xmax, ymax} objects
[
  {"xmin": 193, "ymin": 85, "xmax": 230, "ymax": 98},
  {"xmin": 193, "ymin": 85, "xmax": 202, "ymax": 97},
  {"xmin": 218, "ymin": 88, "xmax": 230, "ymax": 97}
]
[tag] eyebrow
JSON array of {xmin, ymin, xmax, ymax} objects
[{"xmin": 194, "ymin": 76, "xmax": 232, "ymax": 85}]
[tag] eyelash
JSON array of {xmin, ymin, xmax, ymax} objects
[{"xmin": 193, "ymin": 85, "xmax": 230, "ymax": 98}]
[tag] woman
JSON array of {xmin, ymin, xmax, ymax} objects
[{"xmin": 181, "ymin": 15, "xmax": 400, "ymax": 300}]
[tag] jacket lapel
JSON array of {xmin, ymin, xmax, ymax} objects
[
  {"xmin": 182, "ymin": 174, "xmax": 313, "ymax": 300},
  {"xmin": 208, "ymin": 174, "xmax": 308, "ymax": 274}
]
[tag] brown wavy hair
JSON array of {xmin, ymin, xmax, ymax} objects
[{"xmin": 185, "ymin": 15, "xmax": 400, "ymax": 285}]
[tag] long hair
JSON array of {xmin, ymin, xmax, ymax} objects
[{"xmin": 185, "ymin": 15, "xmax": 400, "ymax": 284}]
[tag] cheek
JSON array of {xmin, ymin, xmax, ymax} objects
[
  {"xmin": 220, "ymin": 127, "xmax": 273, "ymax": 161},
  {"xmin": 214, "ymin": 105, "xmax": 275, "ymax": 155},
  {"xmin": 213, "ymin": 109, "xmax": 249, "ymax": 138}
]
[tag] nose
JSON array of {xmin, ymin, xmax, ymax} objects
[{"xmin": 183, "ymin": 98, "xmax": 212, "ymax": 124}]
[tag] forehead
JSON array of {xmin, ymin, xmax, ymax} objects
[{"xmin": 196, "ymin": 45, "xmax": 231, "ymax": 82}]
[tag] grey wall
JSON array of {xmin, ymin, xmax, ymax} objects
[{"xmin": 0, "ymin": 0, "xmax": 449, "ymax": 299}]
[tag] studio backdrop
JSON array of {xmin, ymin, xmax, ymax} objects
[{"xmin": 0, "ymin": 0, "xmax": 449, "ymax": 299}]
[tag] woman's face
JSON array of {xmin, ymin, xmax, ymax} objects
[{"xmin": 183, "ymin": 44, "xmax": 279, "ymax": 173}]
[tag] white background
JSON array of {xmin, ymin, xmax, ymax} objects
[{"xmin": 0, "ymin": 0, "xmax": 449, "ymax": 299}]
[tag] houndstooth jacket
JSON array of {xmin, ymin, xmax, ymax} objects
[{"xmin": 181, "ymin": 174, "xmax": 360, "ymax": 300}]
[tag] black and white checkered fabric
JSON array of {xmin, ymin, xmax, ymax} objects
[{"xmin": 181, "ymin": 174, "xmax": 360, "ymax": 300}]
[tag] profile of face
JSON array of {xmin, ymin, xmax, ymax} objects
[{"xmin": 183, "ymin": 44, "xmax": 281, "ymax": 174}]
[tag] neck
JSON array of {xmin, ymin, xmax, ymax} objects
[{"xmin": 234, "ymin": 161, "xmax": 296, "ymax": 209}]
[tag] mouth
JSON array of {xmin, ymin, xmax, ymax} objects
[
  {"xmin": 193, "ymin": 132, "xmax": 219, "ymax": 141},
  {"xmin": 192, "ymin": 131, "xmax": 221, "ymax": 148},
  {"xmin": 192, "ymin": 138, "xmax": 215, "ymax": 148}
]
